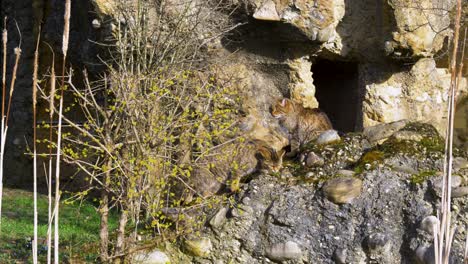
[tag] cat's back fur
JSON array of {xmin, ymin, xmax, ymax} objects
[{"xmin": 187, "ymin": 140, "xmax": 285, "ymax": 200}]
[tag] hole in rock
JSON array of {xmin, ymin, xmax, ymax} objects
[
  {"xmin": 312, "ymin": 59, "xmax": 362, "ymax": 132},
  {"xmin": 454, "ymin": 97, "xmax": 468, "ymax": 150}
]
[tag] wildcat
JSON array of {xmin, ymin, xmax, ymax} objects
[
  {"xmin": 186, "ymin": 141, "xmax": 285, "ymax": 201},
  {"xmin": 271, "ymin": 98, "xmax": 332, "ymax": 152}
]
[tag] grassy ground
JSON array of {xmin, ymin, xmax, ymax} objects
[{"xmin": 0, "ymin": 188, "xmax": 117, "ymax": 263}]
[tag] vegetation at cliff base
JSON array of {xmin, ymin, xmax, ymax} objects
[{"xmin": 0, "ymin": 188, "xmax": 117, "ymax": 263}]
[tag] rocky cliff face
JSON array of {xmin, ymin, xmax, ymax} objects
[
  {"xmin": 1, "ymin": 0, "xmax": 467, "ymax": 186},
  {"xmin": 1, "ymin": 1, "xmax": 467, "ymax": 262},
  {"xmin": 135, "ymin": 122, "xmax": 468, "ymax": 263}
]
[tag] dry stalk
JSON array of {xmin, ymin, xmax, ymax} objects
[
  {"xmin": 0, "ymin": 17, "xmax": 7, "ymax": 233},
  {"xmin": 435, "ymin": 0, "xmax": 464, "ymax": 263},
  {"xmin": 5, "ymin": 47, "xmax": 21, "ymax": 127},
  {"xmin": 32, "ymin": 28, "xmax": 40, "ymax": 264},
  {"xmin": 47, "ymin": 49, "xmax": 56, "ymax": 264},
  {"xmin": 54, "ymin": 0, "xmax": 71, "ymax": 262},
  {"xmin": 2, "ymin": 17, "xmax": 6, "ymax": 119}
]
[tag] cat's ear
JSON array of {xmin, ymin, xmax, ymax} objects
[{"xmin": 280, "ymin": 98, "xmax": 287, "ymax": 106}]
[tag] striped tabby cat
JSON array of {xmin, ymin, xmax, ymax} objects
[
  {"xmin": 186, "ymin": 141, "xmax": 285, "ymax": 201},
  {"xmin": 271, "ymin": 98, "xmax": 332, "ymax": 152}
]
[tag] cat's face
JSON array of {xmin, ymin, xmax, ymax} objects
[
  {"xmin": 271, "ymin": 98, "xmax": 294, "ymax": 118},
  {"xmin": 257, "ymin": 146, "xmax": 286, "ymax": 173}
]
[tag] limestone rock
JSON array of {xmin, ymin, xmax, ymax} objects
[
  {"xmin": 231, "ymin": 204, "xmax": 254, "ymax": 218},
  {"xmin": 247, "ymin": 0, "xmax": 344, "ymax": 42},
  {"xmin": 452, "ymin": 187, "xmax": 468, "ymax": 198},
  {"xmin": 332, "ymin": 248, "xmax": 347, "ymax": 264},
  {"xmin": 133, "ymin": 250, "xmax": 171, "ymax": 264},
  {"xmin": 362, "ymin": 59, "xmax": 468, "ymax": 136},
  {"xmin": 322, "ymin": 177, "xmax": 362, "ymax": 204},
  {"xmin": 173, "ymin": 130, "xmax": 467, "ymax": 263},
  {"xmin": 415, "ymin": 245, "xmax": 435, "ymax": 264},
  {"xmin": 393, "ymin": 130, "xmax": 424, "ymax": 142},
  {"xmin": 91, "ymin": 0, "xmax": 117, "ymax": 16},
  {"xmin": 305, "ymin": 152, "xmax": 325, "ymax": 167},
  {"xmin": 336, "ymin": 170, "xmax": 355, "ymax": 177},
  {"xmin": 388, "ymin": 0, "xmax": 453, "ymax": 59},
  {"xmin": 364, "ymin": 233, "xmax": 393, "ymax": 262},
  {"xmin": 363, "ymin": 120, "xmax": 408, "ymax": 144},
  {"xmin": 289, "ymin": 56, "xmax": 319, "ymax": 109},
  {"xmin": 265, "ymin": 241, "xmax": 302, "ymax": 261},
  {"xmin": 419, "ymin": 216, "xmax": 439, "ymax": 234},
  {"xmin": 431, "ymin": 175, "xmax": 463, "ymax": 190},
  {"xmin": 453, "ymin": 157, "xmax": 468, "ymax": 171},
  {"xmin": 209, "ymin": 207, "xmax": 228, "ymax": 229},
  {"xmin": 316, "ymin": 130, "xmax": 341, "ymax": 145},
  {"xmin": 253, "ymin": 0, "xmax": 280, "ymax": 21},
  {"xmin": 183, "ymin": 237, "xmax": 213, "ymax": 257}
]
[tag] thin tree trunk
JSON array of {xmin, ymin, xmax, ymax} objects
[
  {"xmin": 99, "ymin": 159, "xmax": 112, "ymax": 262},
  {"xmin": 114, "ymin": 209, "xmax": 128, "ymax": 264}
]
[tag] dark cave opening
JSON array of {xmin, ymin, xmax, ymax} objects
[{"xmin": 312, "ymin": 59, "xmax": 362, "ymax": 133}]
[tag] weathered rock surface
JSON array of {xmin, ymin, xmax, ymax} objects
[
  {"xmin": 419, "ymin": 216, "xmax": 439, "ymax": 235},
  {"xmin": 304, "ymin": 151, "xmax": 325, "ymax": 167},
  {"xmin": 316, "ymin": 130, "xmax": 341, "ymax": 145},
  {"xmin": 183, "ymin": 237, "xmax": 213, "ymax": 257},
  {"xmin": 363, "ymin": 120, "xmax": 409, "ymax": 144},
  {"xmin": 362, "ymin": 59, "xmax": 468, "ymax": 135},
  {"xmin": 2, "ymin": 0, "xmax": 467, "ymax": 188},
  {"xmin": 322, "ymin": 176, "xmax": 362, "ymax": 204},
  {"xmin": 160, "ymin": 122, "xmax": 468, "ymax": 263},
  {"xmin": 265, "ymin": 241, "xmax": 303, "ymax": 261},
  {"xmin": 133, "ymin": 250, "xmax": 171, "ymax": 264}
]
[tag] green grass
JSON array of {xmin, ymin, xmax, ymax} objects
[{"xmin": 0, "ymin": 188, "xmax": 118, "ymax": 263}]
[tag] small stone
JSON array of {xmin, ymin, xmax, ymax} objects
[
  {"xmin": 333, "ymin": 248, "xmax": 347, "ymax": 264},
  {"xmin": 266, "ymin": 241, "xmax": 302, "ymax": 261},
  {"xmin": 316, "ymin": 130, "xmax": 341, "ymax": 145},
  {"xmin": 452, "ymin": 186, "xmax": 468, "ymax": 198},
  {"xmin": 92, "ymin": 19, "xmax": 101, "ymax": 29},
  {"xmin": 453, "ymin": 157, "xmax": 468, "ymax": 171},
  {"xmin": 323, "ymin": 177, "xmax": 362, "ymax": 204},
  {"xmin": 384, "ymin": 41, "xmax": 395, "ymax": 55},
  {"xmin": 242, "ymin": 197, "xmax": 251, "ymax": 205},
  {"xmin": 184, "ymin": 237, "xmax": 213, "ymax": 257},
  {"xmin": 431, "ymin": 175, "xmax": 462, "ymax": 190},
  {"xmin": 393, "ymin": 130, "xmax": 423, "ymax": 142},
  {"xmin": 392, "ymin": 165, "xmax": 418, "ymax": 174},
  {"xmin": 415, "ymin": 245, "xmax": 435, "ymax": 264},
  {"xmin": 209, "ymin": 207, "xmax": 228, "ymax": 229},
  {"xmin": 365, "ymin": 233, "xmax": 388, "ymax": 251},
  {"xmin": 363, "ymin": 120, "xmax": 408, "ymax": 144},
  {"xmin": 133, "ymin": 250, "xmax": 170, "ymax": 264},
  {"xmin": 336, "ymin": 170, "xmax": 355, "ymax": 177},
  {"xmin": 305, "ymin": 152, "xmax": 325, "ymax": 167},
  {"xmin": 281, "ymin": 169, "xmax": 294, "ymax": 179},
  {"xmin": 420, "ymin": 216, "xmax": 439, "ymax": 234},
  {"xmin": 253, "ymin": 0, "xmax": 280, "ymax": 21},
  {"xmin": 231, "ymin": 204, "xmax": 253, "ymax": 218}
]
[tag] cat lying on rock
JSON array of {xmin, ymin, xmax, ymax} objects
[{"xmin": 184, "ymin": 140, "xmax": 285, "ymax": 202}]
